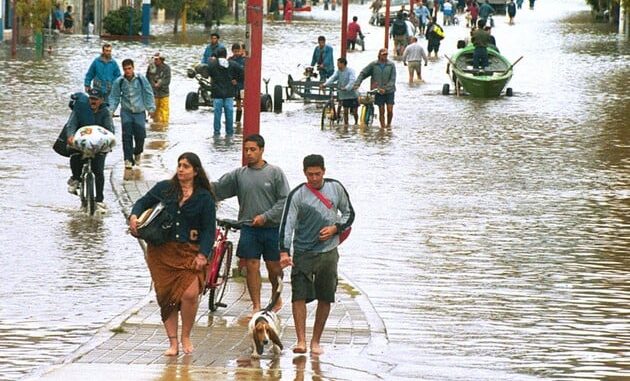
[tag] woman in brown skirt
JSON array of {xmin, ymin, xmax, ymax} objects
[{"xmin": 129, "ymin": 152, "xmax": 216, "ymax": 355}]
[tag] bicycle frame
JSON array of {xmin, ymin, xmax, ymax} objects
[{"xmin": 206, "ymin": 225, "xmax": 230, "ymax": 289}]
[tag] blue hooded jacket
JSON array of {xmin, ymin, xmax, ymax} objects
[{"xmin": 84, "ymin": 55, "xmax": 121, "ymax": 97}]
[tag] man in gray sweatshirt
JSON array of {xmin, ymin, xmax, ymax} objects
[{"xmin": 212, "ymin": 134, "xmax": 290, "ymax": 314}]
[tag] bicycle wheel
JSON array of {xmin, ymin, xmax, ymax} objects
[
  {"xmin": 321, "ymin": 102, "xmax": 334, "ymax": 130},
  {"xmin": 208, "ymin": 241, "xmax": 233, "ymax": 312},
  {"xmin": 83, "ymin": 173, "xmax": 96, "ymax": 216},
  {"xmin": 365, "ymin": 105, "xmax": 375, "ymax": 127}
]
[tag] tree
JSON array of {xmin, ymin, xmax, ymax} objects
[
  {"xmin": 153, "ymin": 0, "xmax": 206, "ymax": 33},
  {"xmin": 103, "ymin": 6, "xmax": 142, "ymax": 35},
  {"xmin": 15, "ymin": 0, "xmax": 52, "ymax": 33}
]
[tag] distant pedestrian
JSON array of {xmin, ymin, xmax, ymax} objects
[
  {"xmin": 279, "ymin": 154, "xmax": 355, "ymax": 355},
  {"xmin": 402, "ymin": 36, "xmax": 429, "ymax": 83},
  {"xmin": 53, "ymin": 4, "xmax": 63, "ymax": 31},
  {"xmin": 63, "ymin": 5, "xmax": 74, "ymax": 32},
  {"xmin": 146, "ymin": 52, "xmax": 171, "ymax": 124},
  {"xmin": 369, "ymin": 0, "xmax": 382, "ymax": 25},
  {"xmin": 206, "ymin": 47, "xmax": 244, "ymax": 136},
  {"xmin": 529, "ymin": 0, "xmax": 535, "ymax": 10},
  {"xmin": 415, "ymin": 2, "xmax": 430, "ymax": 35},
  {"xmin": 347, "ymin": 16, "xmax": 364, "ymax": 51},
  {"xmin": 353, "ymin": 48, "xmax": 397, "ymax": 128},
  {"xmin": 425, "ymin": 17, "xmax": 444, "ymax": 58},
  {"xmin": 284, "ymin": 0, "xmax": 294, "ymax": 22},
  {"xmin": 109, "ymin": 59, "xmax": 156, "ymax": 169},
  {"xmin": 84, "ymin": 43, "xmax": 121, "ymax": 99},
  {"xmin": 228, "ymin": 43, "xmax": 246, "ymax": 124},
  {"xmin": 516, "ymin": 0, "xmax": 523, "ymax": 9},
  {"xmin": 467, "ymin": 1, "xmax": 479, "ymax": 28},
  {"xmin": 322, "ymin": 57, "xmax": 360, "ymax": 125},
  {"xmin": 128, "ymin": 152, "xmax": 216, "ymax": 357},
  {"xmin": 311, "ymin": 36, "xmax": 334, "ymax": 81},
  {"xmin": 201, "ymin": 33, "xmax": 226, "ymax": 65},
  {"xmin": 507, "ymin": 0, "xmax": 516, "ymax": 24}
]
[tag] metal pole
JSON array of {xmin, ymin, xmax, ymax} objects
[
  {"xmin": 384, "ymin": 0, "xmax": 391, "ymax": 49},
  {"xmin": 242, "ymin": 0, "xmax": 263, "ymax": 165},
  {"xmin": 341, "ymin": 0, "xmax": 348, "ymax": 58},
  {"xmin": 11, "ymin": 0, "xmax": 17, "ymax": 57},
  {"xmin": 142, "ymin": 0, "xmax": 150, "ymax": 38}
]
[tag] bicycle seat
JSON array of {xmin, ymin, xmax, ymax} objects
[{"xmin": 217, "ymin": 218, "xmax": 242, "ymax": 230}]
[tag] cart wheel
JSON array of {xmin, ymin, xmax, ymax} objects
[
  {"xmin": 442, "ymin": 84, "xmax": 450, "ymax": 95},
  {"xmin": 506, "ymin": 87, "xmax": 513, "ymax": 97},
  {"xmin": 260, "ymin": 94, "xmax": 272, "ymax": 112},
  {"xmin": 273, "ymin": 85, "xmax": 283, "ymax": 113},
  {"xmin": 185, "ymin": 92, "xmax": 199, "ymax": 110}
]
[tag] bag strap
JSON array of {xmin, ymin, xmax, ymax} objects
[{"xmin": 305, "ymin": 183, "xmax": 333, "ymax": 209}]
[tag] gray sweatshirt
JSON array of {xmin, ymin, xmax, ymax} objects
[
  {"xmin": 279, "ymin": 179, "xmax": 355, "ymax": 255},
  {"xmin": 212, "ymin": 162, "xmax": 289, "ymax": 227}
]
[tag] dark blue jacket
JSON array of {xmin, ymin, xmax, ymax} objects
[{"xmin": 131, "ymin": 180, "xmax": 217, "ymax": 256}]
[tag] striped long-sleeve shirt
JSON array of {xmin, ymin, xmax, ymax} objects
[{"xmin": 279, "ymin": 179, "xmax": 355, "ymax": 255}]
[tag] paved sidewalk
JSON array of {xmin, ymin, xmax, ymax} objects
[{"xmin": 34, "ymin": 136, "xmax": 387, "ymax": 380}]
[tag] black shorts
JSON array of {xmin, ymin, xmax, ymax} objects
[{"xmin": 341, "ymin": 98, "xmax": 359, "ymax": 109}]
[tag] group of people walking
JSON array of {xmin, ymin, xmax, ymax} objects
[{"xmin": 128, "ymin": 134, "xmax": 355, "ymax": 356}]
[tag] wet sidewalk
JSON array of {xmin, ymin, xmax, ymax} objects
[{"xmin": 32, "ymin": 136, "xmax": 387, "ymax": 380}]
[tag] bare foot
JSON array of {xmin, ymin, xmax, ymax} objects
[
  {"xmin": 310, "ymin": 342, "xmax": 324, "ymax": 355},
  {"xmin": 272, "ymin": 297, "xmax": 283, "ymax": 313},
  {"xmin": 164, "ymin": 345, "xmax": 178, "ymax": 356},
  {"xmin": 181, "ymin": 337, "xmax": 194, "ymax": 354},
  {"xmin": 292, "ymin": 342, "xmax": 307, "ymax": 354}
]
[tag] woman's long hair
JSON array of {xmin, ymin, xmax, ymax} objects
[{"xmin": 168, "ymin": 152, "xmax": 216, "ymax": 201}]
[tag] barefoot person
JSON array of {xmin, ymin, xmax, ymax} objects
[
  {"xmin": 128, "ymin": 152, "xmax": 216, "ymax": 355},
  {"xmin": 279, "ymin": 154, "xmax": 355, "ymax": 354},
  {"xmin": 212, "ymin": 134, "xmax": 290, "ymax": 315}
]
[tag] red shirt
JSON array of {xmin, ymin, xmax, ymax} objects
[{"xmin": 348, "ymin": 22, "xmax": 362, "ymax": 40}]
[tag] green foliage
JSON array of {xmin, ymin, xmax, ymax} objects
[
  {"xmin": 15, "ymin": 0, "xmax": 52, "ymax": 33},
  {"xmin": 103, "ymin": 6, "xmax": 142, "ymax": 35}
]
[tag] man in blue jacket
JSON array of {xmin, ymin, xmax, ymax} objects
[
  {"xmin": 311, "ymin": 36, "xmax": 334, "ymax": 81},
  {"xmin": 84, "ymin": 43, "xmax": 121, "ymax": 99},
  {"xmin": 66, "ymin": 89, "xmax": 115, "ymax": 213},
  {"xmin": 109, "ymin": 59, "xmax": 155, "ymax": 169},
  {"xmin": 206, "ymin": 47, "xmax": 244, "ymax": 136},
  {"xmin": 201, "ymin": 33, "xmax": 226, "ymax": 64}
]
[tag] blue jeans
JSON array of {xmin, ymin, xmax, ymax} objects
[
  {"xmin": 213, "ymin": 97, "xmax": 234, "ymax": 135},
  {"xmin": 473, "ymin": 46, "xmax": 489, "ymax": 69},
  {"xmin": 120, "ymin": 109, "xmax": 146, "ymax": 163}
]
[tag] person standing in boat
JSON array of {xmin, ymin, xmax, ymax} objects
[{"xmin": 471, "ymin": 19, "xmax": 491, "ymax": 69}]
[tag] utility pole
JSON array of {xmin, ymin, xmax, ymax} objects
[
  {"xmin": 242, "ymin": 0, "xmax": 263, "ymax": 164},
  {"xmin": 341, "ymin": 0, "xmax": 348, "ymax": 58},
  {"xmin": 142, "ymin": 0, "xmax": 150, "ymax": 41},
  {"xmin": 384, "ymin": 0, "xmax": 391, "ymax": 49},
  {"xmin": 11, "ymin": 0, "xmax": 17, "ymax": 57}
]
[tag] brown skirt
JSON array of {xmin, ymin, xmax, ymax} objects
[{"xmin": 146, "ymin": 241, "xmax": 205, "ymax": 322}]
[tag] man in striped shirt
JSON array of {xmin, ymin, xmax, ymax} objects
[{"xmin": 279, "ymin": 154, "xmax": 355, "ymax": 355}]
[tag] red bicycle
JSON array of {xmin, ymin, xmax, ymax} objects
[{"xmin": 203, "ymin": 218, "xmax": 241, "ymax": 312}]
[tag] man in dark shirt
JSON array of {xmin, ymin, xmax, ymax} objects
[
  {"xmin": 471, "ymin": 19, "xmax": 491, "ymax": 69},
  {"xmin": 206, "ymin": 47, "xmax": 244, "ymax": 136}
]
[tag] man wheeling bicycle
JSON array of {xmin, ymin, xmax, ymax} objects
[
  {"xmin": 66, "ymin": 88, "xmax": 115, "ymax": 213},
  {"xmin": 212, "ymin": 134, "xmax": 290, "ymax": 315}
]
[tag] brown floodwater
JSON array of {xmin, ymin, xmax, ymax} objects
[{"xmin": 0, "ymin": 0, "xmax": 628, "ymax": 379}]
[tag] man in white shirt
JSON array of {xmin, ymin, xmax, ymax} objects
[{"xmin": 402, "ymin": 36, "xmax": 429, "ymax": 83}]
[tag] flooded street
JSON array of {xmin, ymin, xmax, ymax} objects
[{"xmin": 1, "ymin": 0, "xmax": 629, "ymax": 379}]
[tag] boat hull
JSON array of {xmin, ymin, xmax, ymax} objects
[{"xmin": 451, "ymin": 46, "xmax": 513, "ymax": 98}]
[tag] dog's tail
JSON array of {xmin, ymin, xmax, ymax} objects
[{"xmin": 262, "ymin": 274, "xmax": 283, "ymax": 312}]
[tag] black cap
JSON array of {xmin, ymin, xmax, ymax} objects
[{"xmin": 88, "ymin": 88, "xmax": 104, "ymax": 99}]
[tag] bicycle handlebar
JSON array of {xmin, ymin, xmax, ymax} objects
[{"xmin": 217, "ymin": 218, "xmax": 243, "ymax": 230}]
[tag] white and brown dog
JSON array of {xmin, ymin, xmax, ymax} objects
[{"xmin": 248, "ymin": 275, "xmax": 284, "ymax": 358}]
